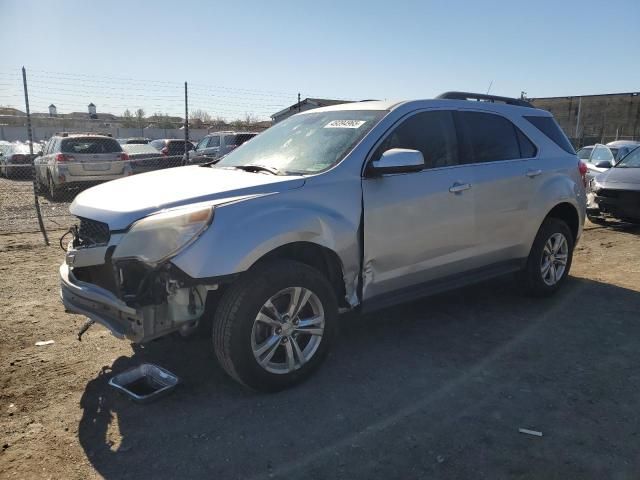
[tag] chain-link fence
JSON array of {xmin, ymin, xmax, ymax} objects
[{"xmin": 0, "ymin": 67, "xmax": 322, "ymax": 244}]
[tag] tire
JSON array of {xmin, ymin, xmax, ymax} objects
[
  {"xmin": 520, "ymin": 217, "xmax": 574, "ymax": 297},
  {"xmin": 48, "ymin": 174, "xmax": 61, "ymax": 201},
  {"xmin": 213, "ymin": 259, "xmax": 338, "ymax": 392}
]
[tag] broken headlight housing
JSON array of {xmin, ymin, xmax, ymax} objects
[{"xmin": 113, "ymin": 206, "xmax": 214, "ymax": 265}]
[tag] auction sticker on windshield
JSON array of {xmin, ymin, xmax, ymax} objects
[{"xmin": 324, "ymin": 120, "xmax": 367, "ymax": 129}]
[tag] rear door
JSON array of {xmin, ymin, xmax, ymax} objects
[
  {"xmin": 456, "ymin": 110, "xmax": 539, "ymax": 264},
  {"xmin": 62, "ymin": 137, "xmax": 124, "ymax": 176},
  {"xmin": 362, "ymin": 110, "xmax": 477, "ymax": 301}
]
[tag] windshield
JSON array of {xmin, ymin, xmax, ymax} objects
[
  {"xmin": 215, "ymin": 110, "xmax": 386, "ymax": 174},
  {"xmin": 577, "ymin": 147, "xmax": 593, "ymax": 160},
  {"xmin": 616, "ymin": 146, "xmax": 640, "ymax": 168}
]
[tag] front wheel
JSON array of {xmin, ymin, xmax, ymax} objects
[
  {"xmin": 213, "ymin": 260, "xmax": 337, "ymax": 392},
  {"xmin": 520, "ymin": 217, "xmax": 574, "ymax": 297}
]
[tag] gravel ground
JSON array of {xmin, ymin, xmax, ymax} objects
[
  {"xmin": 0, "ymin": 176, "xmax": 75, "ymax": 235},
  {"xmin": 1, "ymin": 221, "xmax": 640, "ymax": 479}
]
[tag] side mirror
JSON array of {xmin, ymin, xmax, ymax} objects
[
  {"xmin": 369, "ymin": 148, "xmax": 424, "ymax": 175},
  {"xmin": 594, "ymin": 160, "xmax": 613, "ymax": 169}
]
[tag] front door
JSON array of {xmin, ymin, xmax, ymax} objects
[{"xmin": 362, "ymin": 110, "xmax": 476, "ymax": 301}]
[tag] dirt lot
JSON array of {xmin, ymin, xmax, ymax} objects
[{"xmin": 1, "ymin": 221, "xmax": 640, "ymax": 479}]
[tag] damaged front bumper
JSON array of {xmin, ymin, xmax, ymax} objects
[
  {"xmin": 60, "ymin": 262, "xmax": 139, "ymax": 340},
  {"xmin": 60, "ymin": 261, "xmax": 209, "ymax": 343}
]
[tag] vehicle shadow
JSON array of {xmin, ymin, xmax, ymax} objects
[{"xmin": 78, "ymin": 276, "xmax": 640, "ymax": 480}]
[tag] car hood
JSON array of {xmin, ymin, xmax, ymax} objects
[
  {"xmin": 596, "ymin": 167, "xmax": 640, "ymax": 191},
  {"xmin": 70, "ymin": 166, "xmax": 305, "ymax": 230}
]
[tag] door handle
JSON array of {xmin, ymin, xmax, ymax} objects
[
  {"xmin": 526, "ymin": 169, "xmax": 543, "ymax": 178},
  {"xmin": 449, "ymin": 182, "xmax": 472, "ymax": 193}
]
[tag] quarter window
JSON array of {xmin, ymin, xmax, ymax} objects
[
  {"xmin": 524, "ymin": 115, "xmax": 575, "ymax": 154},
  {"xmin": 373, "ymin": 111, "xmax": 458, "ymax": 169},
  {"xmin": 458, "ymin": 112, "xmax": 521, "ymax": 163}
]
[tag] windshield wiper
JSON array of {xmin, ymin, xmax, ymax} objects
[
  {"xmin": 231, "ymin": 164, "xmax": 282, "ymax": 175},
  {"xmin": 201, "ymin": 157, "xmax": 223, "ymax": 167}
]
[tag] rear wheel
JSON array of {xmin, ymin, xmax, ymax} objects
[
  {"xmin": 48, "ymin": 174, "xmax": 61, "ymax": 201},
  {"xmin": 213, "ymin": 260, "xmax": 337, "ymax": 392},
  {"xmin": 520, "ymin": 217, "xmax": 574, "ymax": 296}
]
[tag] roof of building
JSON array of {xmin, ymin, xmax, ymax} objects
[
  {"xmin": 530, "ymin": 92, "xmax": 640, "ymax": 101},
  {"xmin": 271, "ymin": 97, "xmax": 353, "ymax": 119}
]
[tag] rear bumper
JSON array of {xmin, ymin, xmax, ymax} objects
[{"xmin": 59, "ymin": 262, "xmax": 140, "ymax": 340}]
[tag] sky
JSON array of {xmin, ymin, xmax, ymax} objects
[{"xmin": 0, "ymin": 0, "xmax": 639, "ymax": 120}]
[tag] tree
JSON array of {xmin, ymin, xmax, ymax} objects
[
  {"xmin": 121, "ymin": 109, "xmax": 136, "ymax": 128},
  {"xmin": 189, "ymin": 109, "xmax": 212, "ymax": 129},
  {"xmin": 135, "ymin": 108, "xmax": 145, "ymax": 128}
]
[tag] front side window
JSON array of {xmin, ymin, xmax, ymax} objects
[
  {"xmin": 216, "ymin": 110, "xmax": 385, "ymax": 174},
  {"xmin": 373, "ymin": 110, "xmax": 458, "ymax": 169},
  {"xmin": 208, "ymin": 136, "xmax": 221, "ymax": 148},
  {"xmin": 458, "ymin": 111, "xmax": 520, "ymax": 163}
]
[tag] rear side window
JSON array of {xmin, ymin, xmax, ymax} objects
[
  {"xmin": 374, "ymin": 110, "xmax": 458, "ymax": 169},
  {"xmin": 524, "ymin": 116, "xmax": 575, "ymax": 154},
  {"xmin": 61, "ymin": 137, "xmax": 122, "ymax": 154},
  {"xmin": 458, "ymin": 112, "xmax": 520, "ymax": 163}
]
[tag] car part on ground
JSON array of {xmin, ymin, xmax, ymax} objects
[
  {"xmin": 58, "ymin": 92, "xmax": 586, "ymax": 391},
  {"xmin": 108, "ymin": 364, "xmax": 179, "ymax": 403}
]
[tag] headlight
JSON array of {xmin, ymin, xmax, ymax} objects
[
  {"xmin": 590, "ymin": 178, "xmax": 602, "ymax": 193},
  {"xmin": 113, "ymin": 206, "xmax": 214, "ymax": 264}
]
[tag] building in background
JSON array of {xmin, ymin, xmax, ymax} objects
[
  {"xmin": 271, "ymin": 97, "xmax": 352, "ymax": 123},
  {"xmin": 530, "ymin": 92, "xmax": 640, "ymax": 147}
]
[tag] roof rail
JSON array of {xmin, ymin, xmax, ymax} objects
[{"xmin": 436, "ymin": 91, "xmax": 534, "ymax": 108}]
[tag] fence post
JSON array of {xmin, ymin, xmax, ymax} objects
[
  {"xmin": 22, "ymin": 66, "xmax": 49, "ymax": 246},
  {"xmin": 184, "ymin": 81, "xmax": 189, "ymax": 164}
]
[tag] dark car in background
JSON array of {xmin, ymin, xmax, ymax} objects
[
  {"xmin": 149, "ymin": 139, "xmax": 194, "ymax": 164},
  {"xmin": 0, "ymin": 142, "xmax": 39, "ymax": 178},
  {"xmin": 188, "ymin": 131, "xmax": 258, "ymax": 164},
  {"xmin": 589, "ymin": 145, "xmax": 640, "ymax": 223},
  {"xmin": 123, "ymin": 143, "xmax": 183, "ymax": 174}
]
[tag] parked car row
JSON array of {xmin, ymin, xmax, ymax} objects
[{"xmin": 0, "ymin": 140, "xmax": 44, "ymax": 179}]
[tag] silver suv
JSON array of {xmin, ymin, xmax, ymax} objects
[
  {"xmin": 35, "ymin": 133, "xmax": 130, "ymax": 200},
  {"xmin": 59, "ymin": 92, "xmax": 586, "ymax": 391},
  {"xmin": 188, "ymin": 131, "xmax": 258, "ymax": 164}
]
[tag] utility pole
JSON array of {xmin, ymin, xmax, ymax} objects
[
  {"xmin": 22, "ymin": 66, "xmax": 49, "ymax": 246},
  {"xmin": 297, "ymin": 92, "xmax": 301, "ymax": 112},
  {"xmin": 184, "ymin": 81, "xmax": 189, "ymax": 166},
  {"xmin": 575, "ymin": 96, "xmax": 582, "ymax": 140}
]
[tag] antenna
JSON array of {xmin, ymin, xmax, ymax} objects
[{"xmin": 486, "ymin": 80, "xmax": 494, "ymax": 94}]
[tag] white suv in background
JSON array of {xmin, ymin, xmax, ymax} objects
[
  {"xmin": 60, "ymin": 92, "xmax": 586, "ymax": 391},
  {"xmin": 35, "ymin": 133, "xmax": 131, "ymax": 200}
]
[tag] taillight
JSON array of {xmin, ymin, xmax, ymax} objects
[
  {"xmin": 161, "ymin": 147, "xmax": 169, "ymax": 156},
  {"xmin": 120, "ymin": 153, "xmax": 129, "ymax": 161},
  {"xmin": 578, "ymin": 160, "xmax": 588, "ymax": 187},
  {"xmin": 55, "ymin": 153, "xmax": 74, "ymax": 162}
]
